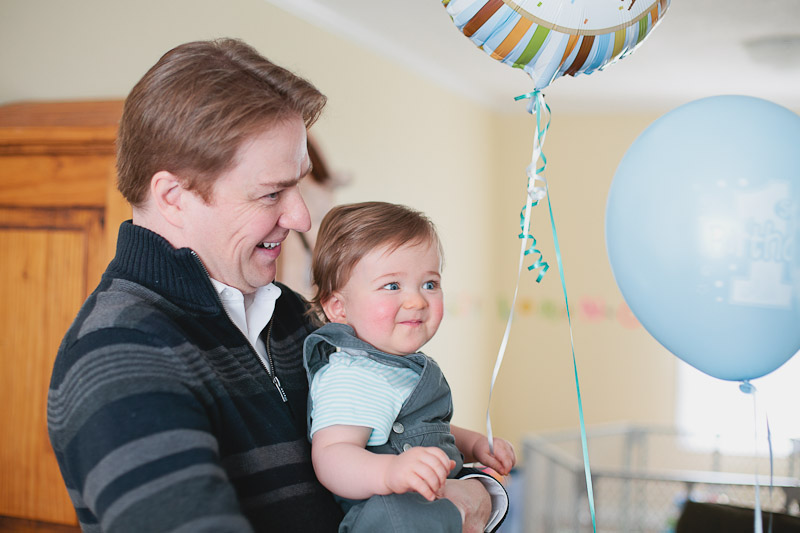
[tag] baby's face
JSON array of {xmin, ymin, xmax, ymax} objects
[{"xmin": 329, "ymin": 240, "xmax": 443, "ymax": 355}]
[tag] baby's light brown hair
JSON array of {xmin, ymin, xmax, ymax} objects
[{"xmin": 309, "ymin": 201, "xmax": 443, "ymax": 322}]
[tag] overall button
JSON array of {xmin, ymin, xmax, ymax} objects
[
  {"xmin": 402, "ymin": 443, "xmax": 413, "ymax": 452},
  {"xmin": 392, "ymin": 422, "xmax": 405, "ymax": 434}
]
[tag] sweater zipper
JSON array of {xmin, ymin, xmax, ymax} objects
[
  {"xmin": 265, "ymin": 318, "xmax": 288, "ymax": 402},
  {"xmin": 190, "ymin": 251, "xmax": 288, "ymax": 403}
]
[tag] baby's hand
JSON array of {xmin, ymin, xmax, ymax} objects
[
  {"xmin": 384, "ymin": 446, "xmax": 456, "ymax": 501},
  {"xmin": 472, "ymin": 437, "xmax": 516, "ymax": 476}
]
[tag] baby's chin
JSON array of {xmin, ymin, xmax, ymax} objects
[
  {"xmin": 377, "ymin": 344, "xmax": 423, "ymax": 357},
  {"xmin": 368, "ymin": 333, "xmax": 432, "ymax": 356}
]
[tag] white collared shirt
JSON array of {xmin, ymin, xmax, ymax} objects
[{"xmin": 210, "ymin": 279, "xmax": 281, "ymax": 374}]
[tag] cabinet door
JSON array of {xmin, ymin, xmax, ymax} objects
[
  {"xmin": 0, "ymin": 100, "xmax": 128, "ymax": 527},
  {"xmin": 0, "ymin": 208, "xmax": 105, "ymax": 525}
]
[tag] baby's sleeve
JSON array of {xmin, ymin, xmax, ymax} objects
[{"xmin": 309, "ymin": 356, "xmax": 405, "ymax": 446}]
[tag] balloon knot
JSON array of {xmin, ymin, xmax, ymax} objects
[
  {"xmin": 739, "ymin": 380, "xmax": 756, "ymax": 394},
  {"xmin": 514, "ymin": 90, "xmax": 541, "ymax": 101}
]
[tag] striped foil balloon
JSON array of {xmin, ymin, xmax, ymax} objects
[{"xmin": 444, "ymin": 0, "xmax": 670, "ymax": 90}]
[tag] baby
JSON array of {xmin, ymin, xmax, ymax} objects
[{"xmin": 304, "ymin": 201, "xmax": 515, "ymax": 532}]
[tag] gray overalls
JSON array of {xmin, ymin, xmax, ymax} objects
[{"xmin": 304, "ymin": 322, "xmax": 464, "ymax": 533}]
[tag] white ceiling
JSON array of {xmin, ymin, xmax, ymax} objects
[{"xmin": 265, "ymin": 0, "xmax": 800, "ymax": 113}]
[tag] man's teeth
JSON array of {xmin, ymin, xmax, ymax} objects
[{"xmin": 259, "ymin": 242, "xmax": 279, "ymax": 249}]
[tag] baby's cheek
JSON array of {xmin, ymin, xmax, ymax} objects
[
  {"xmin": 430, "ymin": 300, "xmax": 444, "ymax": 325},
  {"xmin": 370, "ymin": 301, "xmax": 399, "ymax": 325}
]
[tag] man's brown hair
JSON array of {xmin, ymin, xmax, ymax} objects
[
  {"xmin": 117, "ymin": 38, "xmax": 326, "ymax": 206},
  {"xmin": 310, "ymin": 202, "xmax": 443, "ymax": 321}
]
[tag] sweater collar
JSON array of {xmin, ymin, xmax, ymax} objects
[{"xmin": 107, "ymin": 220, "xmax": 221, "ymax": 313}]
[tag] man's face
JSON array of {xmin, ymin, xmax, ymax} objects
[{"xmin": 181, "ymin": 116, "xmax": 312, "ymax": 293}]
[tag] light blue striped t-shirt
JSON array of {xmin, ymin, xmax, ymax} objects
[{"xmin": 309, "ymin": 350, "xmax": 421, "ymax": 446}]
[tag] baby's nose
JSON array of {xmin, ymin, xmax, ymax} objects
[{"xmin": 403, "ymin": 291, "xmax": 427, "ymax": 309}]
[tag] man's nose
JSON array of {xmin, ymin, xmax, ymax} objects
[{"xmin": 279, "ymin": 188, "xmax": 311, "ymax": 233}]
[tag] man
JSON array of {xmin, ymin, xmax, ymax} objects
[{"xmin": 47, "ymin": 38, "xmax": 493, "ymax": 532}]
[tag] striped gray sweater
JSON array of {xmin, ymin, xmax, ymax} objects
[{"xmin": 47, "ymin": 221, "xmax": 342, "ymax": 532}]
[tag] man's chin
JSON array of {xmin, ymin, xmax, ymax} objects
[{"xmin": 246, "ymin": 269, "xmax": 277, "ymax": 291}]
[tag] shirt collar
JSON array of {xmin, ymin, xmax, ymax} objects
[
  {"xmin": 209, "ymin": 279, "xmax": 282, "ymax": 302},
  {"xmin": 209, "ymin": 279, "xmax": 282, "ymax": 346}
]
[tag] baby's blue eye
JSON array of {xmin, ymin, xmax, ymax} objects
[
  {"xmin": 383, "ymin": 282, "xmax": 400, "ymax": 290},
  {"xmin": 423, "ymin": 281, "xmax": 438, "ymax": 290}
]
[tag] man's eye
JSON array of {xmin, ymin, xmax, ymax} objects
[
  {"xmin": 264, "ymin": 192, "xmax": 279, "ymax": 200},
  {"xmin": 423, "ymin": 281, "xmax": 438, "ymax": 290},
  {"xmin": 382, "ymin": 282, "xmax": 400, "ymax": 291}
]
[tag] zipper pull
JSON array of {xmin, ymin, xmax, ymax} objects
[
  {"xmin": 272, "ymin": 375, "xmax": 288, "ymax": 402},
  {"xmin": 264, "ymin": 317, "xmax": 287, "ymax": 403}
]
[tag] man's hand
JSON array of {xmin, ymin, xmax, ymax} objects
[
  {"xmin": 441, "ymin": 478, "xmax": 491, "ymax": 533},
  {"xmin": 384, "ymin": 446, "xmax": 455, "ymax": 501}
]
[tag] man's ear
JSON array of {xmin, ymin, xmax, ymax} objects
[
  {"xmin": 150, "ymin": 170, "xmax": 188, "ymax": 228},
  {"xmin": 321, "ymin": 293, "xmax": 347, "ymax": 324}
]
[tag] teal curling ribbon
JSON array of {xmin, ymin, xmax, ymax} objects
[
  {"xmin": 514, "ymin": 90, "xmax": 551, "ymax": 280},
  {"xmin": 484, "ymin": 89, "xmax": 596, "ymax": 533},
  {"xmin": 520, "ymin": 89, "xmax": 597, "ymax": 533},
  {"xmin": 739, "ymin": 381, "xmax": 776, "ymax": 533},
  {"xmin": 485, "ymin": 91, "xmax": 552, "ymax": 454},
  {"xmin": 545, "ymin": 189, "xmax": 597, "ymax": 533},
  {"xmin": 519, "ymin": 204, "xmax": 549, "ymax": 282},
  {"xmin": 767, "ymin": 414, "xmax": 774, "ymax": 533}
]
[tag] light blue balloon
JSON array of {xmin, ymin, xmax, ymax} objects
[{"xmin": 605, "ymin": 95, "xmax": 800, "ymax": 381}]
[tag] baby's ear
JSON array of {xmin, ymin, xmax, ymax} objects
[{"xmin": 321, "ymin": 293, "xmax": 347, "ymax": 324}]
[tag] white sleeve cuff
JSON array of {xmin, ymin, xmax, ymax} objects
[{"xmin": 458, "ymin": 471, "xmax": 509, "ymax": 532}]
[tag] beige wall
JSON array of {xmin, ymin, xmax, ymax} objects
[{"xmin": 1, "ymin": 0, "xmax": 686, "ymax": 449}]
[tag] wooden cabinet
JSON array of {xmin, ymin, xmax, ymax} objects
[{"xmin": 0, "ymin": 101, "xmax": 130, "ymax": 529}]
